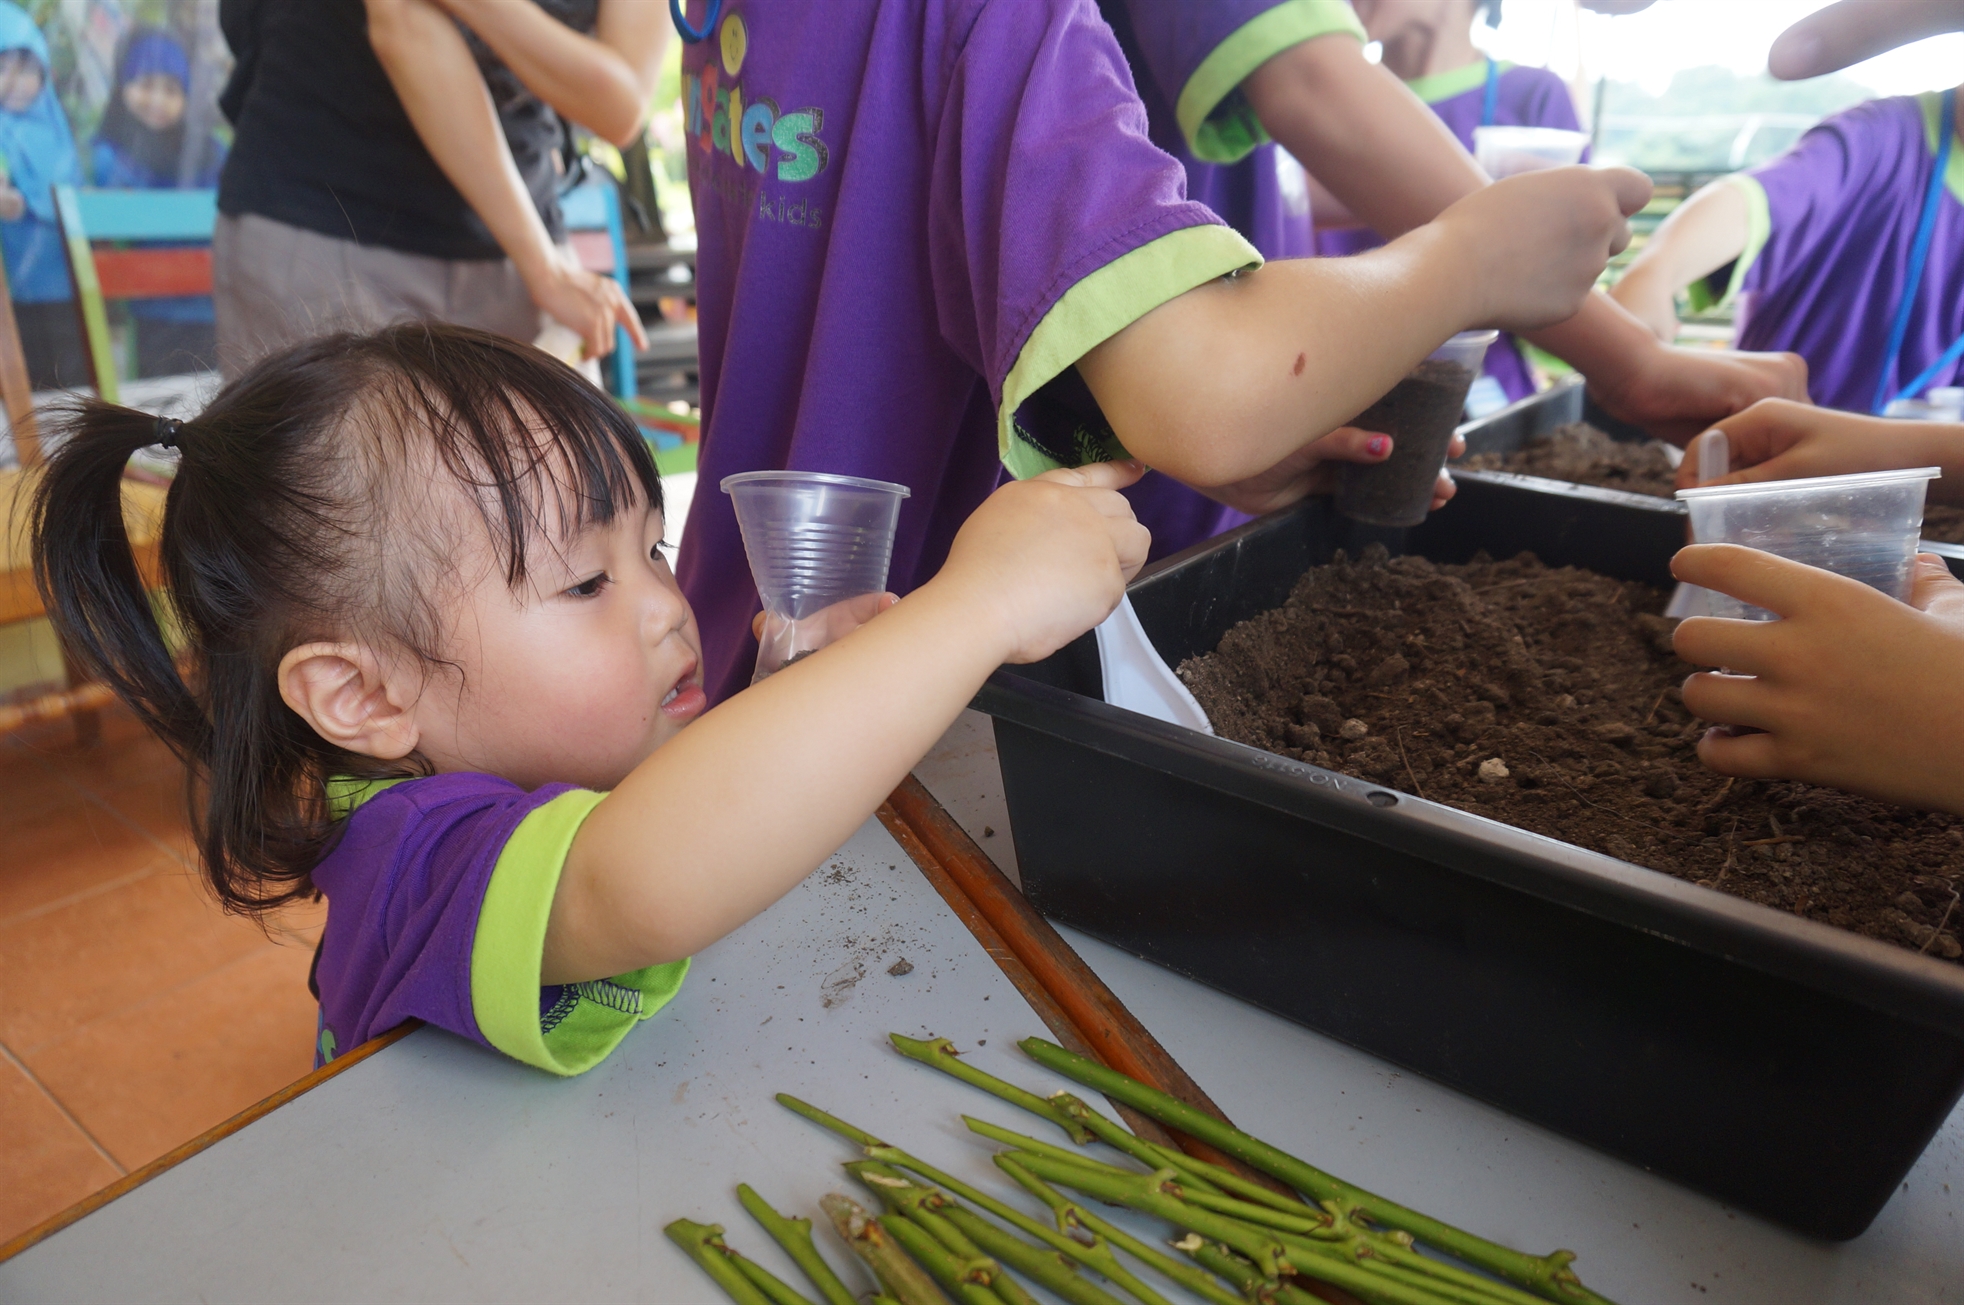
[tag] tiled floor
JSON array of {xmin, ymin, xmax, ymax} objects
[{"xmin": 0, "ymin": 703, "xmax": 322, "ymax": 1245}]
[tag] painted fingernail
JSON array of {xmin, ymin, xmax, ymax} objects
[{"xmin": 1366, "ymin": 435, "xmax": 1391, "ymax": 457}]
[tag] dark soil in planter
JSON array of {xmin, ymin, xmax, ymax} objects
[
  {"xmin": 1459, "ymin": 421, "xmax": 1679, "ymax": 498},
  {"xmin": 1178, "ymin": 546, "xmax": 1964, "ymax": 962},
  {"xmin": 1459, "ymin": 421, "xmax": 1964, "ymax": 544}
]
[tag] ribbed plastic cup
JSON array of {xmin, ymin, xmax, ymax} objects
[
  {"xmin": 723, "ymin": 470, "xmax": 911, "ymax": 680},
  {"xmin": 1676, "ymin": 467, "xmax": 1940, "ymax": 620},
  {"xmin": 1473, "ymin": 125, "xmax": 1589, "ymax": 178}
]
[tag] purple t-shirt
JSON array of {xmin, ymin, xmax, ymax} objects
[
  {"xmin": 310, "ymin": 774, "xmax": 686, "ymax": 1076},
  {"xmin": 673, "ymin": 1, "xmax": 1253, "ymax": 704},
  {"xmin": 1731, "ymin": 94, "xmax": 1964, "ymax": 414},
  {"xmin": 311, "ymin": 774, "xmax": 572, "ymax": 1062},
  {"xmin": 1318, "ymin": 61, "xmax": 1582, "ymax": 404}
]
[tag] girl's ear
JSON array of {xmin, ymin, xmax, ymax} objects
[{"xmin": 278, "ymin": 642, "xmax": 421, "ymax": 760}]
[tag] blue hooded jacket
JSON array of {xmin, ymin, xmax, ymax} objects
[{"xmin": 0, "ymin": 3, "xmax": 79, "ymax": 302}]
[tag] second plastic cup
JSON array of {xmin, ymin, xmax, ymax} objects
[
  {"xmin": 723, "ymin": 470, "xmax": 911, "ymax": 681},
  {"xmin": 1473, "ymin": 125, "xmax": 1590, "ymax": 178},
  {"xmin": 1335, "ymin": 330, "xmax": 1496, "ymax": 528},
  {"xmin": 1675, "ymin": 467, "xmax": 1940, "ymax": 620}
]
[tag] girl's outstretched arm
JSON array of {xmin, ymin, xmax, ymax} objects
[{"xmin": 542, "ymin": 464, "xmax": 1150, "ymax": 983}]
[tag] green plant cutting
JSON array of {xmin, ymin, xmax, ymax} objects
[{"xmin": 663, "ymin": 1033, "xmax": 1620, "ymax": 1305}]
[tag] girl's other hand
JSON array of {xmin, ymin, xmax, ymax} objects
[
  {"xmin": 527, "ymin": 254, "xmax": 649, "ymax": 359},
  {"xmin": 1671, "ymin": 544, "xmax": 1964, "ymax": 813},
  {"xmin": 1672, "ymin": 398, "xmax": 1963, "ymax": 492},
  {"xmin": 0, "ymin": 185, "xmax": 25, "ymax": 221},
  {"xmin": 1438, "ymin": 165, "xmax": 1652, "ymax": 332},
  {"xmin": 936, "ymin": 460, "xmax": 1151, "ymax": 665}
]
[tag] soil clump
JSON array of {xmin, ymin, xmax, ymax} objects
[
  {"xmin": 1459, "ymin": 421, "xmax": 1679, "ymax": 498},
  {"xmin": 1179, "ymin": 546, "xmax": 1964, "ymax": 962}
]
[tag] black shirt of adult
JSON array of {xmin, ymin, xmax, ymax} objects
[{"xmin": 217, "ymin": 0, "xmax": 597, "ymax": 262}]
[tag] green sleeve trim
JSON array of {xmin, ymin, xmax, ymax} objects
[
  {"xmin": 1405, "ymin": 59, "xmax": 1512, "ymax": 106},
  {"xmin": 999, "ymin": 224, "xmax": 1263, "ymax": 479},
  {"xmin": 325, "ymin": 776, "xmax": 410, "ymax": 821},
  {"xmin": 1176, "ymin": 0, "xmax": 1366, "ymax": 163},
  {"xmin": 470, "ymin": 789, "xmax": 689, "ymax": 1077},
  {"xmin": 1707, "ymin": 173, "xmax": 1769, "ymax": 311},
  {"xmin": 1917, "ymin": 91, "xmax": 1964, "ymax": 206}
]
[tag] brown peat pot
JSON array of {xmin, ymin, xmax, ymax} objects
[{"xmin": 975, "ymin": 381, "xmax": 1964, "ymax": 1239}]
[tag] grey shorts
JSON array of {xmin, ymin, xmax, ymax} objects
[{"xmin": 211, "ymin": 213, "xmax": 544, "ymax": 378}]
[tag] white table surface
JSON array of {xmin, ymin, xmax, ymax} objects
[{"xmin": 3, "ymin": 712, "xmax": 1958, "ymax": 1304}]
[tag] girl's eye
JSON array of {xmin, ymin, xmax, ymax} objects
[{"xmin": 566, "ymin": 573, "xmax": 609, "ymax": 598}]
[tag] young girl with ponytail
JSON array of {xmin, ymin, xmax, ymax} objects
[{"xmin": 30, "ymin": 322, "xmax": 1147, "ymax": 1075}]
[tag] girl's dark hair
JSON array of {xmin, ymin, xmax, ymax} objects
[{"xmin": 31, "ymin": 322, "xmax": 660, "ymax": 916}]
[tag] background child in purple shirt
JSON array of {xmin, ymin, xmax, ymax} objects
[
  {"xmin": 30, "ymin": 323, "xmax": 1151, "ymax": 1076},
  {"xmin": 1612, "ymin": 89, "xmax": 1964, "ymax": 415},
  {"xmin": 669, "ymin": 0, "xmax": 1658, "ymax": 705}
]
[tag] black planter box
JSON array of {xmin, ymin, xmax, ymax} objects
[{"xmin": 975, "ymin": 384, "xmax": 1964, "ymax": 1239}]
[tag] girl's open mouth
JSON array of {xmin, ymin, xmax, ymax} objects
[{"xmin": 660, "ymin": 662, "xmax": 706, "ymax": 720}]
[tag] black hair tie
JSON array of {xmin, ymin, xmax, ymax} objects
[{"xmin": 155, "ymin": 416, "xmax": 182, "ymax": 450}]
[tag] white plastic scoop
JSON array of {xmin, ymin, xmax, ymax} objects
[
  {"xmin": 1664, "ymin": 428, "xmax": 1727, "ymax": 620},
  {"xmin": 1096, "ymin": 596, "xmax": 1214, "ymax": 733}
]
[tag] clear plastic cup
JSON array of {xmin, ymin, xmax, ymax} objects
[
  {"xmin": 1675, "ymin": 467, "xmax": 1940, "ymax": 620},
  {"xmin": 1335, "ymin": 330, "xmax": 1496, "ymax": 528},
  {"xmin": 723, "ymin": 470, "xmax": 911, "ymax": 681},
  {"xmin": 1474, "ymin": 126, "xmax": 1590, "ymax": 178}
]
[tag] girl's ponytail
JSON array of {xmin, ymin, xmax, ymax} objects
[{"xmin": 29, "ymin": 403, "xmax": 201, "ymax": 757}]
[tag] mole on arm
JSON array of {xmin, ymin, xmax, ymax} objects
[{"xmin": 1292, "ymin": 352, "xmax": 1306, "ymax": 377}]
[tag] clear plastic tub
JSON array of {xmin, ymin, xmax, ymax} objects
[
  {"xmin": 1675, "ymin": 467, "xmax": 1940, "ymax": 619},
  {"xmin": 1335, "ymin": 331, "xmax": 1496, "ymax": 528},
  {"xmin": 1473, "ymin": 125, "xmax": 1590, "ymax": 178},
  {"xmin": 722, "ymin": 470, "xmax": 911, "ymax": 681}
]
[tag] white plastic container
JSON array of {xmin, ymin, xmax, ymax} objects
[
  {"xmin": 1675, "ymin": 467, "xmax": 1940, "ymax": 619},
  {"xmin": 1474, "ymin": 125, "xmax": 1590, "ymax": 178},
  {"xmin": 723, "ymin": 470, "xmax": 910, "ymax": 680}
]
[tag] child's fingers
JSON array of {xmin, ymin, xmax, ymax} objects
[
  {"xmin": 1679, "ymin": 667, "xmax": 1773, "ymax": 726},
  {"xmin": 611, "ymin": 280, "xmax": 651, "ymax": 351},
  {"xmin": 1601, "ymin": 165, "xmax": 1654, "ymax": 219},
  {"xmin": 1910, "ymin": 553, "xmax": 1964, "ymax": 618},
  {"xmin": 1035, "ymin": 459, "xmax": 1148, "ymax": 491},
  {"xmin": 1694, "ymin": 723, "xmax": 1787, "ymax": 781},
  {"xmin": 1672, "ymin": 617, "xmax": 1778, "ymax": 677},
  {"xmin": 1307, "ymin": 426, "xmax": 1393, "ymax": 465},
  {"xmin": 1113, "ymin": 519, "xmax": 1152, "ymax": 580},
  {"xmin": 1669, "ymin": 543, "xmax": 1835, "ymax": 619},
  {"xmin": 1429, "ymin": 469, "xmax": 1457, "ymax": 511}
]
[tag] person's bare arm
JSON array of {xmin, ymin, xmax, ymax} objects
[
  {"xmin": 428, "ymin": 0, "xmax": 666, "ymax": 146},
  {"xmin": 1608, "ymin": 180, "xmax": 1750, "ymax": 342},
  {"xmin": 363, "ymin": 0, "xmax": 647, "ymax": 357},
  {"xmin": 1079, "ymin": 166, "xmax": 1648, "ymax": 508}
]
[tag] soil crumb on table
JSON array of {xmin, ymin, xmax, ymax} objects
[
  {"xmin": 1459, "ymin": 421, "xmax": 1679, "ymax": 498},
  {"xmin": 1179, "ymin": 546, "xmax": 1964, "ymax": 962}
]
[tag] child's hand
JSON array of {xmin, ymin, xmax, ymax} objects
[
  {"xmin": 935, "ymin": 461, "xmax": 1151, "ymax": 664},
  {"xmin": 1199, "ymin": 427, "xmax": 1464, "ymax": 517},
  {"xmin": 1673, "ymin": 398, "xmax": 1958, "ymax": 491},
  {"xmin": 1438, "ymin": 165, "xmax": 1651, "ymax": 331},
  {"xmin": 0, "ymin": 185, "xmax": 24, "ymax": 221},
  {"xmin": 1672, "ymin": 544, "xmax": 1964, "ymax": 813}
]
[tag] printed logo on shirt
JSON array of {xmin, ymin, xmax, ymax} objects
[{"xmin": 683, "ymin": 10, "xmax": 830, "ymax": 193}]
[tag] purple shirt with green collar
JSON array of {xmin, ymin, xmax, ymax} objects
[{"xmin": 310, "ymin": 773, "xmax": 686, "ymax": 1076}]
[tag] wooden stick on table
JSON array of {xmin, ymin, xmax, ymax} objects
[{"xmin": 883, "ymin": 774, "xmax": 1285, "ymax": 1188}]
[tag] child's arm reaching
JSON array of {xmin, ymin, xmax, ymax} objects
[
  {"xmin": 1608, "ymin": 180, "xmax": 1753, "ymax": 344},
  {"xmin": 1671, "ymin": 545, "xmax": 1964, "ymax": 813},
  {"xmin": 541, "ymin": 463, "xmax": 1150, "ymax": 984},
  {"xmin": 1675, "ymin": 399, "xmax": 1964, "ymax": 501},
  {"xmin": 1078, "ymin": 165, "xmax": 1650, "ymax": 513}
]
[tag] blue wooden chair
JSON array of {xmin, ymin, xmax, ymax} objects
[{"xmin": 53, "ymin": 186, "xmax": 218, "ymax": 406}]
